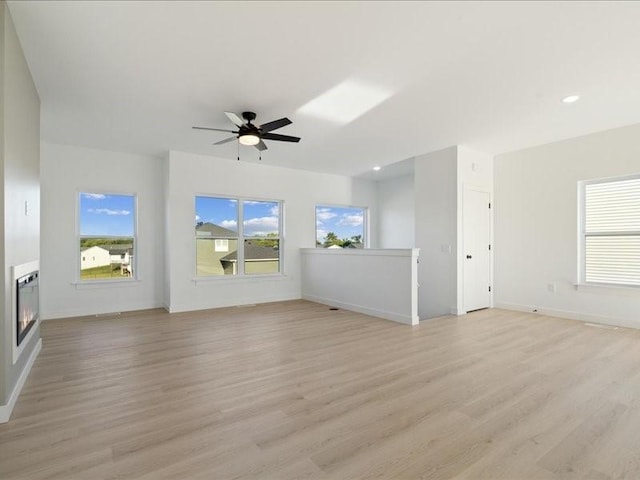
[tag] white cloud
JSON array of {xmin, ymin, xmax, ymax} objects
[
  {"xmin": 88, "ymin": 208, "xmax": 130, "ymax": 216},
  {"xmin": 195, "ymin": 215, "xmax": 200, "ymax": 221},
  {"xmin": 316, "ymin": 208, "xmax": 337, "ymax": 222},
  {"xmin": 338, "ymin": 214, "xmax": 363, "ymax": 226},
  {"xmin": 83, "ymin": 193, "xmax": 106, "ymax": 200},
  {"xmin": 316, "ymin": 228, "xmax": 327, "ymax": 240},
  {"xmin": 220, "ymin": 219, "xmax": 237, "ymax": 229},
  {"xmin": 269, "ymin": 205, "xmax": 279, "ymax": 216},
  {"xmin": 243, "ymin": 216, "xmax": 279, "ymax": 236}
]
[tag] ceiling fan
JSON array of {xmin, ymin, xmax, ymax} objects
[{"xmin": 192, "ymin": 111, "xmax": 301, "ymax": 151}]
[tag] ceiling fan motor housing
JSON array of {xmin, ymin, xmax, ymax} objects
[
  {"xmin": 239, "ymin": 124, "xmax": 260, "ymax": 136},
  {"xmin": 242, "ymin": 111, "xmax": 257, "ymax": 123}
]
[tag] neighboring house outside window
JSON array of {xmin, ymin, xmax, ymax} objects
[
  {"xmin": 195, "ymin": 196, "xmax": 283, "ymax": 276},
  {"xmin": 580, "ymin": 174, "xmax": 640, "ymax": 286},
  {"xmin": 79, "ymin": 192, "xmax": 136, "ymax": 280},
  {"xmin": 315, "ymin": 205, "xmax": 366, "ymax": 248}
]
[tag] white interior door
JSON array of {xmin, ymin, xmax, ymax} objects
[{"xmin": 463, "ymin": 188, "xmax": 491, "ymax": 312}]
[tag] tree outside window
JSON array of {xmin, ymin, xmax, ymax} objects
[{"xmin": 316, "ymin": 205, "xmax": 366, "ymax": 248}]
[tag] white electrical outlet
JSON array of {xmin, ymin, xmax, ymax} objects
[{"xmin": 24, "ymin": 200, "xmax": 30, "ymax": 216}]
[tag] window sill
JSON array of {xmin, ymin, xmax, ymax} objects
[
  {"xmin": 72, "ymin": 278, "xmax": 141, "ymax": 289},
  {"xmin": 574, "ymin": 282, "xmax": 640, "ymax": 296},
  {"xmin": 192, "ymin": 273, "xmax": 288, "ymax": 285}
]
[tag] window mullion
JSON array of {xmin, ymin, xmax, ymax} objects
[
  {"xmin": 279, "ymin": 201, "xmax": 284, "ymax": 273},
  {"xmin": 238, "ymin": 199, "xmax": 245, "ymax": 275}
]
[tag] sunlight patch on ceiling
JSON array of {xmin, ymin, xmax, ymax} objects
[{"xmin": 298, "ymin": 80, "xmax": 393, "ymax": 124}]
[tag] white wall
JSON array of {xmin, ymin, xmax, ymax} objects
[
  {"xmin": 162, "ymin": 153, "xmax": 171, "ymax": 310},
  {"xmin": 1, "ymin": 3, "xmax": 40, "ymax": 411},
  {"xmin": 40, "ymin": 143, "xmax": 165, "ymax": 319},
  {"xmin": 40, "ymin": 146, "xmax": 378, "ymax": 318},
  {"xmin": 377, "ymin": 174, "xmax": 415, "ymax": 248},
  {"xmin": 412, "ymin": 145, "xmax": 494, "ymax": 319},
  {"xmin": 414, "ymin": 147, "xmax": 458, "ymax": 319},
  {"xmin": 301, "ymin": 248, "xmax": 419, "ymax": 325},
  {"xmin": 354, "ymin": 176, "xmax": 379, "ymax": 249},
  {"xmin": 165, "ymin": 150, "xmax": 378, "ymax": 312},
  {"xmin": 494, "ymin": 123, "xmax": 640, "ymax": 328}
]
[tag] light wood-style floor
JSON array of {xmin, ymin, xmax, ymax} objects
[{"xmin": 1, "ymin": 301, "xmax": 640, "ymax": 479}]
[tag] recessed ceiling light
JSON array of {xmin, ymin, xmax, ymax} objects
[
  {"xmin": 373, "ymin": 166, "xmax": 381, "ymax": 171},
  {"xmin": 562, "ymin": 95, "xmax": 580, "ymax": 104}
]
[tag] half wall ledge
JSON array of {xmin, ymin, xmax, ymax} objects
[{"xmin": 300, "ymin": 248, "xmax": 419, "ymax": 325}]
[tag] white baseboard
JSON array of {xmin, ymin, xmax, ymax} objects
[
  {"xmin": 42, "ymin": 301, "xmax": 164, "ymax": 320},
  {"xmin": 0, "ymin": 338, "xmax": 42, "ymax": 423},
  {"xmin": 303, "ymin": 293, "xmax": 417, "ymax": 326},
  {"xmin": 494, "ymin": 302, "xmax": 640, "ymax": 330}
]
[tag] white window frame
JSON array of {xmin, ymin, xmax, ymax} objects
[
  {"xmin": 77, "ymin": 191, "xmax": 138, "ymax": 283},
  {"xmin": 315, "ymin": 204, "xmax": 368, "ymax": 248},
  {"xmin": 579, "ymin": 173, "xmax": 640, "ymax": 287},
  {"xmin": 195, "ymin": 195, "xmax": 284, "ymax": 277}
]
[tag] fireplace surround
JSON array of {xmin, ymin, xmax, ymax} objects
[
  {"xmin": 17, "ymin": 271, "xmax": 38, "ymax": 346},
  {"xmin": 12, "ymin": 260, "xmax": 40, "ymax": 364}
]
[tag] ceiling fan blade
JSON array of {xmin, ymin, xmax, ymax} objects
[
  {"xmin": 261, "ymin": 132, "xmax": 301, "ymax": 143},
  {"xmin": 193, "ymin": 126, "xmax": 236, "ymax": 133},
  {"xmin": 225, "ymin": 111, "xmax": 244, "ymax": 127},
  {"xmin": 213, "ymin": 136, "xmax": 237, "ymax": 145},
  {"xmin": 260, "ymin": 117, "xmax": 292, "ymax": 133},
  {"xmin": 255, "ymin": 140, "xmax": 268, "ymax": 151}
]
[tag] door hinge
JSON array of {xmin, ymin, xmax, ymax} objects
[
  {"xmin": 488, "ymin": 202, "xmax": 491, "ymax": 209},
  {"xmin": 488, "ymin": 286, "xmax": 492, "ymax": 292},
  {"xmin": 488, "ymin": 244, "xmax": 491, "ymax": 250}
]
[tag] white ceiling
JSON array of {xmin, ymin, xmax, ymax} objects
[{"xmin": 7, "ymin": 1, "xmax": 640, "ymax": 177}]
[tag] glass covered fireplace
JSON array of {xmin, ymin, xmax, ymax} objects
[{"xmin": 17, "ymin": 271, "xmax": 39, "ymax": 346}]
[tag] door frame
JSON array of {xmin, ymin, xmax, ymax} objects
[{"xmin": 459, "ymin": 185, "xmax": 493, "ymax": 314}]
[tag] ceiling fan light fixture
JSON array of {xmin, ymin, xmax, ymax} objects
[{"xmin": 239, "ymin": 134, "xmax": 260, "ymax": 146}]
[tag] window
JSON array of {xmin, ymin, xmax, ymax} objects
[
  {"xmin": 214, "ymin": 239, "xmax": 229, "ymax": 252},
  {"xmin": 195, "ymin": 196, "xmax": 282, "ymax": 276},
  {"xmin": 581, "ymin": 174, "xmax": 640, "ymax": 286},
  {"xmin": 79, "ymin": 192, "xmax": 136, "ymax": 280},
  {"xmin": 315, "ymin": 205, "xmax": 366, "ymax": 248}
]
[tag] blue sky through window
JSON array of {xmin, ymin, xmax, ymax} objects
[
  {"xmin": 195, "ymin": 197, "xmax": 279, "ymax": 237},
  {"xmin": 195, "ymin": 197, "xmax": 238, "ymax": 233},
  {"xmin": 79, "ymin": 193, "xmax": 135, "ymax": 236},
  {"xmin": 316, "ymin": 206, "xmax": 365, "ymax": 243}
]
